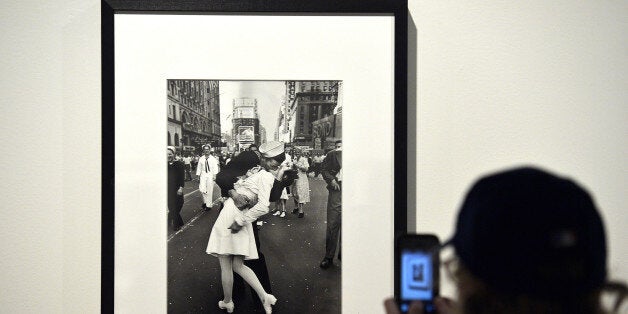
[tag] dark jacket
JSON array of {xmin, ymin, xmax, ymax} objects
[
  {"xmin": 215, "ymin": 151, "xmax": 260, "ymax": 193},
  {"xmin": 321, "ymin": 150, "xmax": 342, "ymax": 189},
  {"xmin": 215, "ymin": 151, "xmax": 294, "ymax": 202},
  {"xmin": 168, "ymin": 160, "xmax": 185, "ymax": 209}
]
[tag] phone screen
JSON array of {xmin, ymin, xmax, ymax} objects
[
  {"xmin": 401, "ymin": 249, "xmax": 433, "ymax": 301},
  {"xmin": 396, "ymin": 234, "xmax": 439, "ymax": 314}
]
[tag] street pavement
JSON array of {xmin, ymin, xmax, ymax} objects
[{"xmin": 168, "ymin": 174, "xmax": 340, "ymax": 313}]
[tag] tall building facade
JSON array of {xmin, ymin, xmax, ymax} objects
[
  {"xmin": 232, "ymin": 97, "xmax": 260, "ymax": 150},
  {"xmin": 167, "ymin": 84, "xmax": 183, "ymax": 148},
  {"xmin": 276, "ymin": 97, "xmax": 291, "ymax": 143},
  {"xmin": 259, "ymin": 125, "xmax": 267, "ymax": 144},
  {"xmin": 283, "ymin": 81, "xmax": 340, "ymax": 149},
  {"xmin": 311, "ymin": 81, "xmax": 342, "ymax": 151},
  {"xmin": 167, "ymin": 80, "xmax": 221, "ymax": 153}
]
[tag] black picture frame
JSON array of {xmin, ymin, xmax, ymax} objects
[{"xmin": 101, "ymin": 1, "xmax": 408, "ymax": 312}]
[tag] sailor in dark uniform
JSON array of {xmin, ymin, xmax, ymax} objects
[
  {"xmin": 167, "ymin": 146, "xmax": 185, "ymax": 231},
  {"xmin": 215, "ymin": 141, "xmax": 296, "ymax": 311}
]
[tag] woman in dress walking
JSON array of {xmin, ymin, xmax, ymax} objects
[
  {"xmin": 206, "ymin": 141, "xmax": 289, "ymax": 314},
  {"xmin": 291, "ymin": 150, "xmax": 310, "ymax": 218}
]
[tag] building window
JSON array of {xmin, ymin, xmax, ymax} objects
[
  {"xmin": 174, "ymin": 133, "xmax": 179, "ymax": 146},
  {"xmin": 168, "ymin": 132, "xmax": 171, "ymax": 145}
]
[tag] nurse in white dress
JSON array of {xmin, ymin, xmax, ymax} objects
[
  {"xmin": 206, "ymin": 141, "xmax": 289, "ymax": 314},
  {"xmin": 196, "ymin": 144, "xmax": 219, "ymax": 211}
]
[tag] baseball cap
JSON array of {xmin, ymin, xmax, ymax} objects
[{"xmin": 445, "ymin": 167, "xmax": 607, "ymax": 298}]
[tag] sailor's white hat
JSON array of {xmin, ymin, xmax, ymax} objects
[{"xmin": 259, "ymin": 141, "xmax": 285, "ymax": 158}]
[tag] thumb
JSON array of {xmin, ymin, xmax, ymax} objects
[
  {"xmin": 434, "ymin": 297, "xmax": 456, "ymax": 314},
  {"xmin": 407, "ymin": 301, "xmax": 424, "ymax": 314},
  {"xmin": 383, "ymin": 298, "xmax": 400, "ymax": 314}
]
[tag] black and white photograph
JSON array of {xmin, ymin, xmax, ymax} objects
[
  {"xmin": 167, "ymin": 80, "xmax": 343, "ymax": 313},
  {"xmin": 112, "ymin": 11, "xmax": 397, "ymax": 314}
]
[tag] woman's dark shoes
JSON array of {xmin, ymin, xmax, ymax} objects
[
  {"xmin": 298, "ymin": 212, "xmax": 304, "ymax": 218},
  {"xmin": 319, "ymin": 257, "xmax": 333, "ymax": 269}
]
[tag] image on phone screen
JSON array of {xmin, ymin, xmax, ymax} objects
[{"xmin": 401, "ymin": 249, "xmax": 433, "ymax": 301}]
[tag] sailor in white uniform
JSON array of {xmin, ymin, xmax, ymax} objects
[{"xmin": 196, "ymin": 144, "xmax": 220, "ymax": 211}]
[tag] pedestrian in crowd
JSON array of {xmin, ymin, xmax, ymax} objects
[
  {"xmin": 320, "ymin": 140, "xmax": 342, "ymax": 269},
  {"xmin": 291, "ymin": 149, "xmax": 310, "ymax": 218},
  {"xmin": 218, "ymin": 151, "xmax": 227, "ymax": 169},
  {"xmin": 210, "ymin": 150, "xmax": 221, "ymax": 174},
  {"xmin": 271, "ymin": 184, "xmax": 290, "ymax": 218},
  {"xmin": 248, "ymin": 143, "xmax": 258, "ymax": 152},
  {"xmin": 191, "ymin": 153, "xmax": 198, "ymax": 176},
  {"xmin": 284, "ymin": 146, "xmax": 293, "ymax": 164},
  {"xmin": 271, "ymin": 145, "xmax": 293, "ymax": 217},
  {"xmin": 310, "ymin": 153, "xmax": 325, "ymax": 178},
  {"xmin": 214, "ymin": 141, "xmax": 297, "ymax": 312},
  {"xmin": 306, "ymin": 152, "xmax": 314, "ymax": 175},
  {"xmin": 384, "ymin": 166, "xmax": 626, "ymax": 314},
  {"xmin": 183, "ymin": 153, "xmax": 192, "ymax": 181},
  {"xmin": 196, "ymin": 144, "xmax": 219, "ymax": 211},
  {"xmin": 308, "ymin": 153, "xmax": 315, "ymax": 176},
  {"xmin": 207, "ymin": 141, "xmax": 290, "ymax": 314},
  {"xmin": 167, "ymin": 146, "xmax": 185, "ymax": 231}
]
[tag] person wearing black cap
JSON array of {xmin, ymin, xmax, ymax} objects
[
  {"xmin": 167, "ymin": 146, "xmax": 185, "ymax": 231},
  {"xmin": 385, "ymin": 166, "xmax": 622, "ymax": 314}
]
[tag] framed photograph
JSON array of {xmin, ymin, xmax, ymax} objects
[{"xmin": 102, "ymin": 1, "xmax": 407, "ymax": 313}]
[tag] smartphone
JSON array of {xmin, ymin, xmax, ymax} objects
[{"xmin": 395, "ymin": 234, "xmax": 440, "ymax": 314}]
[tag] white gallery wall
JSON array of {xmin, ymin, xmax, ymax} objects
[
  {"xmin": 1, "ymin": 1, "xmax": 625, "ymax": 312},
  {"xmin": 408, "ymin": 1, "xmax": 627, "ymax": 298}
]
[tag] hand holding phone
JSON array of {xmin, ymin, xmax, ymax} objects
[{"xmin": 395, "ymin": 234, "xmax": 440, "ymax": 314}]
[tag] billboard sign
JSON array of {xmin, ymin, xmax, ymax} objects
[
  {"xmin": 236, "ymin": 107, "xmax": 255, "ymax": 119},
  {"xmin": 238, "ymin": 126, "xmax": 255, "ymax": 142}
]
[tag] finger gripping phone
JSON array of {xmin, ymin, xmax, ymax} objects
[{"xmin": 395, "ymin": 234, "xmax": 440, "ymax": 314}]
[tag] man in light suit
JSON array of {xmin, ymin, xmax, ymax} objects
[{"xmin": 196, "ymin": 144, "xmax": 219, "ymax": 211}]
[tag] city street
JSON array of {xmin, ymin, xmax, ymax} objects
[{"xmin": 168, "ymin": 174, "xmax": 340, "ymax": 313}]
